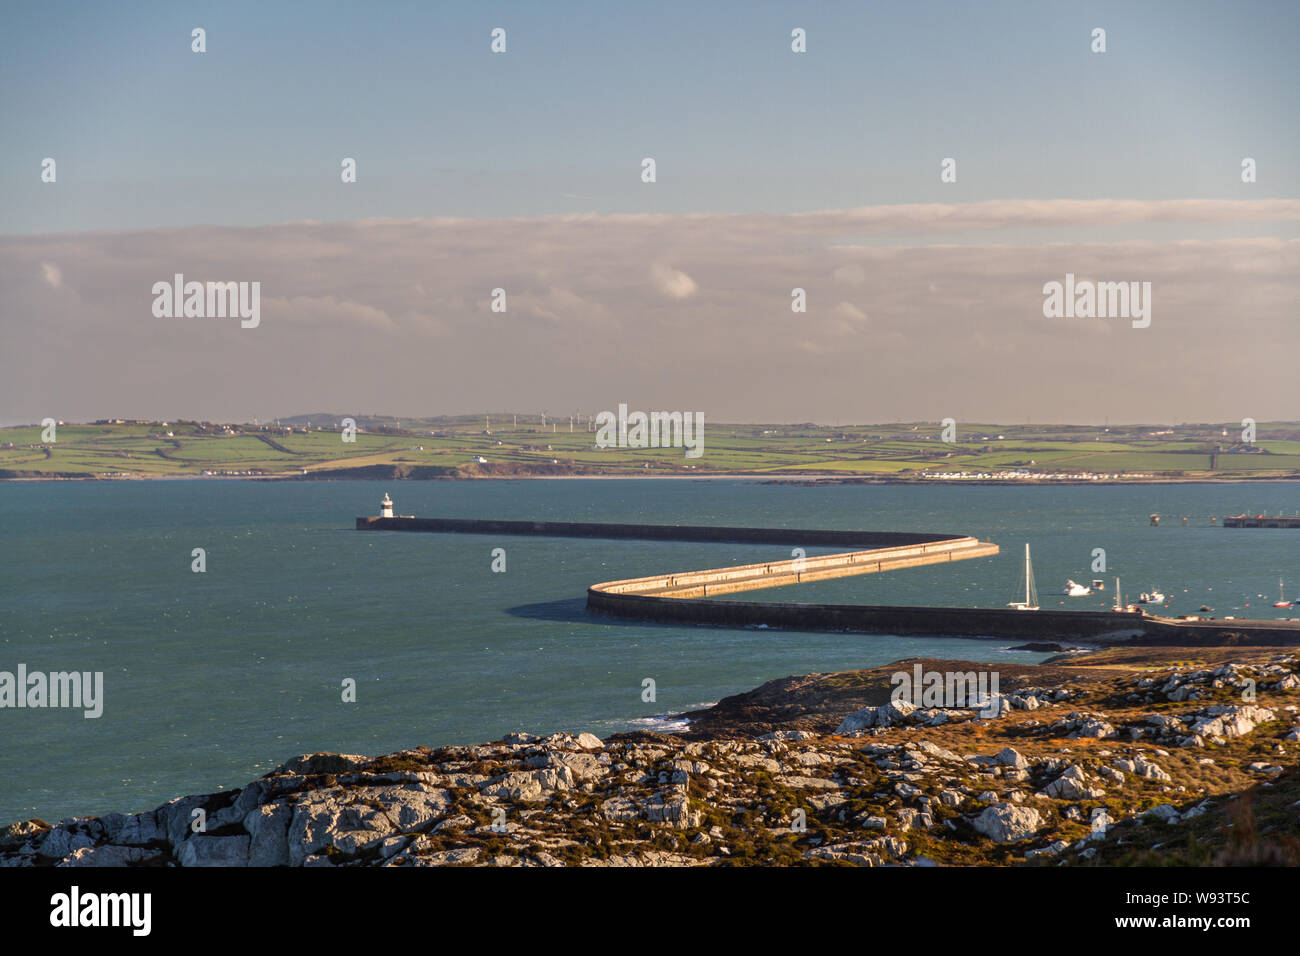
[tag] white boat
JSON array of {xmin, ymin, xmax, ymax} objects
[
  {"xmin": 1274, "ymin": 577, "xmax": 1291, "ymax": 608},
  {"xmin": 1008, "ymin": 543, "xmax": 1039, "ymax": 610},
  {"xmin": 1138, "ymin": 588, "xmax": 1165, "ymax": 605},
  {"xmin": 1063, "ymin": 579, "xmax": 1092, "ymax": 597}
]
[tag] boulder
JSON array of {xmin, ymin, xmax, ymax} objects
[
  {"xmin": 1071, "ymin": 718, "xmax": 1117, "ymax": 739},
  {"xmin": 1190, "ymin": 705, "xmax": 1276, "ymax": 740},
  {"xmin": 995, "ymin": 748, "xmax": 1029, "ymax": 770},
  {"xmin": 1134, "ymin": 758, "xmax": 1172, "ymax": 782},
  {"xmin": 972, "ymin": 804, "xmax": 1044, "ymax": 844},
  {"xmin": 835, "ymin": 699, "xmax": 916, "ymax": 734},
  {"xmin": 1142, "ymin": 804, "xmax": 1180, "ymax": 824},
  {"xmin": 1040, "ymin": 765, "xmax": 1104, "ymax": 801}
]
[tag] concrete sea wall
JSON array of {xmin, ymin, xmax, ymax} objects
[
  {"xmin": 356, "ymin": 516, "xmax": 1300, "ymax": 644},
  {"xmin": 355, "ymin": 516, "xmax": 962, "ymax": 548}
]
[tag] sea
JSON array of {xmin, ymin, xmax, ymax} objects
[{"xmin": 2, "ymin": 478, "xmax": 1298, "ymax": 825}]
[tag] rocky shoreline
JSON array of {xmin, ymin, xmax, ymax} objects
[{"xmin": 4, "ymin": 647, "xmax": 1298, "ymax": 867}]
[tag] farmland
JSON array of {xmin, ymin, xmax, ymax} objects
[{"xmin": 2, "ymin": 416, "xmax": 1299, "ymax": 482}]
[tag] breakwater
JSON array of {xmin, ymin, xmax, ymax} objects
[
  {"xmin": 355, "ymin": 516, "xmax": 963, "ymax": 548},
  {"xmin": 356, "ymin": 516, "xmax": 1300, "ymax": 644},
  {"xmin": 589, "ymin": 592, "xmax": 1147, "ymax": 640},
  {"xmin": 1223, "ymin": 515, "xmax": 1300, "ymax": 528}
]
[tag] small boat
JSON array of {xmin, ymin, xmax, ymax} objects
[
  {"xmin": 1274, "ymin": 578, "xmax": 1291, "ymax": 608},
  {"xmin": 1091, "ymin": 579, "xmax": 1106, "ymax": 591},
  {"xmin": 1138, "ymin": 588, "xmax": 1165, "ymax": 605},
  {"xmin": 1008, "ymin": 543, "xmax": 1039, "ymax": 611},
  {"xmin": 1063, "ymin": 579, "xmax": 1092, "ymax": 597}
]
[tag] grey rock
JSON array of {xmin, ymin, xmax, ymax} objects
[
  {"xmin": 972, "ymin": 804, "xmax": 1044, "ymax": 844},
  {"xmin": 274, "ymin": 753, "xmax": 370, "ymax": 775},
  {"xmin": 243, "ymin": 800, "xmax": 293, "ymax": 867},
  {"xmin": 995, "ymin": 748, "xmax": 1029, "ymax": 770},
  {"xmin": 835, "ymin": 699, "xmax": 917, "ymax": 734},
  {"xmin": 36, "ymin": 826, "xmax": 96, "ymax": 860},
  {"xmin": 177, "ymin": 834, "xmax": 250, "ymax": 867},
  {"xmin": 1190, "ymin": 705, "xmax": 1276, "ymax": 740},
  {"xmin": 1025, "ymin": 840, "xmax": 1070, "ymax": 859},
  {"xmin": 1142, "ymin": 804, "xmax": 1180, "ymax": 824},
  {"xmin": 1041, "ymin": 765, "xmax": 1104, "ymax": 801}
]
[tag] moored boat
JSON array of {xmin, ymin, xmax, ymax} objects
[{"xmin": 1008, "ymin": 543, "xmax": 1039, "ymax": 611}]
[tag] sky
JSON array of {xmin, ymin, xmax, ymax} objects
[{"xmin": 1, "ymin": 0, "xmax": 1297, "ymax": 425}]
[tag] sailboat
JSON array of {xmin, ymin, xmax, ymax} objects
[
  {"xmin": 1008, "ymin": 543, "xmax": 1039, "ymax": 610},
  {"xmin": 1274, "ymin": 578, "xmax": 1291, "ymax": 608},
  {"xmin": 1112, "ymin": 577, "xmax": 1133, "ymax": 613}
]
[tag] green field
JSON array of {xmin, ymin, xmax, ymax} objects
[{"xmin": 3, "ymin": 418, "xmax": 1299, "ymax": 481}]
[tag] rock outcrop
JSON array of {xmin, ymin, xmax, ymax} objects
[{"xmin": 3, "ymin": 652, "xmax": 1297, "ymax": 868}]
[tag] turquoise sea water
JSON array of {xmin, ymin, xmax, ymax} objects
[{"xmin": 2, "ymin": 478, "xmax": 1298, "ymax": 825}]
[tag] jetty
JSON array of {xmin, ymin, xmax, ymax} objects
[
  {"xmin": 356, "ymin": 506, "xmax": 1300, "ymax": 645},
  {"xmin": 1222, "ymin": 515, "xmax": 1300, "ymax": 528}
]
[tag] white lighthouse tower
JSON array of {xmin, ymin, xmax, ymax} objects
[{"xmin": 380, "ymin": 493, "xmax": 394, "ymax": 518}]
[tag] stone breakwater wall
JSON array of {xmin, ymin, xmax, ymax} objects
[
  {"xmin": 591, "ymin": 593, "xmax": 1148, "ymax": 640},
  {"xmin": 356, "ymin": 516, "xmax": 1300, "ymax": 643},
  {"xmin": 355, "ymin": 515, "xmax": 963, "ymax": 549},
  {"xmin": 589, "ymin": 537, "xmax": 998, "ymax": 599}
]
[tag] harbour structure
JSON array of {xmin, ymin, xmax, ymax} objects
[
  {"xmin": 356, "ymin": 512, "xmax": 1300, "ymax": 643},
  {"xmin": 1223, "ymin": 515, "xmax": 1300, "ymax": 528}
]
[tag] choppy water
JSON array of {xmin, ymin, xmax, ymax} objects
[{"xmin": 1, "ymin": 478, "xmax": 1297, "ymax": 824}]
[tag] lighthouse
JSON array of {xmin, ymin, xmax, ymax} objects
[{"xmin": 380, "ymin": 493, "xmax": 394, "ymax": 518}]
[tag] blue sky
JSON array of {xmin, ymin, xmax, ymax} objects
[
  {"xmin": 1, "ymin": 2, "xmax": 1297, "ymax": 425},
  {"xmin": 2, "ymin": 0, "xmax": 1297, "ymax": 233}
]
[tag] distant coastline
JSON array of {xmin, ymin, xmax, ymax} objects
[
  {"xmin": 4, "ymin": 471, "xmax": 1299, "ymax": 486},
  {"xmin": 6, "ymin": 420, "xmax": 1300, "ymax": 485}
]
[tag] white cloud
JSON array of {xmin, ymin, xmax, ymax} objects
[{"xmin": 650, "ymin": 262, "xmax": 697, "ymax": 300}]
